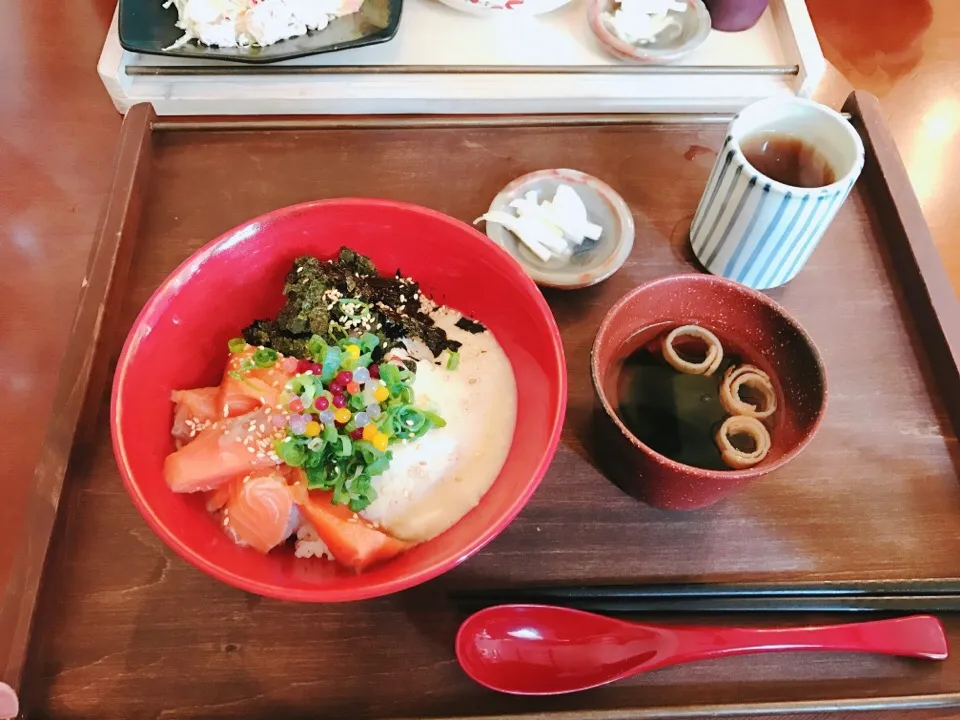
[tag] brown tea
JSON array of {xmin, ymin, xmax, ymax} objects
[{"xmin": 740, "ymin": 132, "xmax": 837, "ymax": 188}]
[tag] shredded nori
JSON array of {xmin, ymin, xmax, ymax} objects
[
  {"xmin": 242, "ymin": 319, "xmax": 311, "ymax": 359},
  {"xmin": 455, "ymin": 316, "xmax": 486, "ymax": 334},
  {"xmin": 242, "ymin": 247, "xmax": 464, "ymax": 359}
]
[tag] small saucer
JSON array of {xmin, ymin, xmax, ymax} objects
[
  {"xmin": 588, "ymin": 0, "xmax": 711, "ymax": 64},
  {"xmin": 482, "ymin": 169, "xmax": 635, "ymax": 290}
]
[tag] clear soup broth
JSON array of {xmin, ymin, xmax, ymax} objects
[{"xmin": 612, "ymin": 323, "xmax": 779, "ymax": 471}]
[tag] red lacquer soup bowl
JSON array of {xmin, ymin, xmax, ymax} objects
[
  {"xmin": 111, "ymin": 199, "xmax": 567, "ymax": 602},
  {"xmin": 591, "ymin": 274, "xmax": 826, "ymax": 511}
]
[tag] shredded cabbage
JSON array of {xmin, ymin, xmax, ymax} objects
[{"xmin": 162, "ymin": 0, "xmax": 364, "ymax": 50}]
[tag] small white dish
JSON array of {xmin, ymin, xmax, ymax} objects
[
  {"xmin": 588, "ymin": 0, "xmax": 711, "ymax": 63},
  {"xmin": 481, "ymin": 169, "xmax": 635, "ymax": 290}
]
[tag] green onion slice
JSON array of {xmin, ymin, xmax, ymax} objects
[
  {"xmin": 252, "ymin": 347, "xmax": 279, "ymax": 368},
  {"xmin": 424, "ymin": 410, "xmax": 446, "ymax": 429},
  {"xmin": 274, "ymin": 438, "xmax": 306, "ymax": 467},
  {"xmin": 359, "ymin": 333, "xmax": 380, "ymax": 352},
  {"xmin": 307, "ymin": 335, "xmax": 328, "ymax": 363},
  {"xmin": 320, "ymin": 346, "xmax": 342, "ymax": 382}
]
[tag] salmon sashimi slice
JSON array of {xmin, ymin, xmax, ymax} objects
[
  {"xmin": 171, "ymin": 387, "xmax": 220, "ymax": 447},
  {"xmin": 205, "ymin": 482, "xmax": 234, "ymax": 513},
  {"xmin": 293, "ymin": 485, "xmax": 414, "ymax": 572},
  {"xmin": 222, "ymin": 470, "xmax": 300, "ymax": 554},
  {"xmin": 218, "ymin": 346, "xmax": 297, "ymax": 417},
  {"xmin": 164, "ymin": 407, "xmax": 286, "ymax": 493}
]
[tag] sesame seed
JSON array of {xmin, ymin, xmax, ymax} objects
[{"xmin": 246, "ymin": 447, "xmax": 255, "ymax": 454}]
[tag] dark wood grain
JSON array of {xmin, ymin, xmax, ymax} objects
[
  {"xmin": 0, "ymin": 3, "xmax": 122, "ymax": 711},
  {"xmin": 0, "ymin": 103, "xmax": 153, "ymax": 707},
  {"xmin": 16, "ymin": 98, "xmax": 960, "ymax": 718}
]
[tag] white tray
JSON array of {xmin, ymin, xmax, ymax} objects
[{"xmin": 98, "ymin": 0, "xmax": 824, "ymax": 115}]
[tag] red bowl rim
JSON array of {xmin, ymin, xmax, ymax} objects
[
  {"xmin": 111, "ymin": 197, "xmax": 567, "ymax": 602},
  {"xmin": 589, "ymin": 272, "xmax": 827, "ymax": 483}
]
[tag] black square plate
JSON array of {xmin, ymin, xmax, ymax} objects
[{"xmin": 118, "ymin": 0, "xmax": 403, "ymax": 64}]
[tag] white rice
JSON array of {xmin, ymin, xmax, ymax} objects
[{"xmin": 294, "ymin": 522, "xmax": 334, "ymax": 560}]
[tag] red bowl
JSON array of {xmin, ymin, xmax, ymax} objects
[
  {"xmin": 111, "ymin": 199, "xmax": 566, "ymax": 601},
  {"xmin": 590, "ymin": 274, "xmax": 826, "ymax": 510}
]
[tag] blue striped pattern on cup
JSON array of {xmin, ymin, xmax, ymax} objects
[{"xmin": 689, "ymin": 99, "xmax": 865, "ymax": 290}]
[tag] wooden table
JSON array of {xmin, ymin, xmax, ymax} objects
[{"xmin": 2, "ymin": 0, "xmax": 958, "ymax": 717}]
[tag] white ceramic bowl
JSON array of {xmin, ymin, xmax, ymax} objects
[
  {"xmin": 481, "ymin": 168, "xmax": 635, "ymax": 289},
  {"xmin": 588, "ymin": 0, "xmax": 711, "ymax": 63}
]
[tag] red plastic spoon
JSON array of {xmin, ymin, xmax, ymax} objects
[{"xmin": 455, "ymin": 604, "xmax": 948, "ymax": 695}]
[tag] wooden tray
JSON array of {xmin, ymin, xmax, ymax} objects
[{"xmin": 4, "ymin": 91, "xmax": 960, "ymax": 719}]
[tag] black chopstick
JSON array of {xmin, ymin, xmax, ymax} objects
[{"xmin": 450, "ymin": 581, "xmax": 960, "ymax": 613}]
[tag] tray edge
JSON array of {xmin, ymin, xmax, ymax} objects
[
  {"xmin": 12, "ymin": 92, "xmax": 960, "ymax": 718},
  {"xmin": 842, "ymin": 90, "xmax": 960, "ymax": 436},
  {"xmin": 386, "ymin": 691, "xmax": 960, "ymax": 719},
  {"xmin": 0, "ymin": 103, "xmax": 156, "ymax": 710}
]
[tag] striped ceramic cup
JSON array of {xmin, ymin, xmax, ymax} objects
[{"xmin": 690, "ymin": 98, "xmax": 864, "ymax": 290}]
